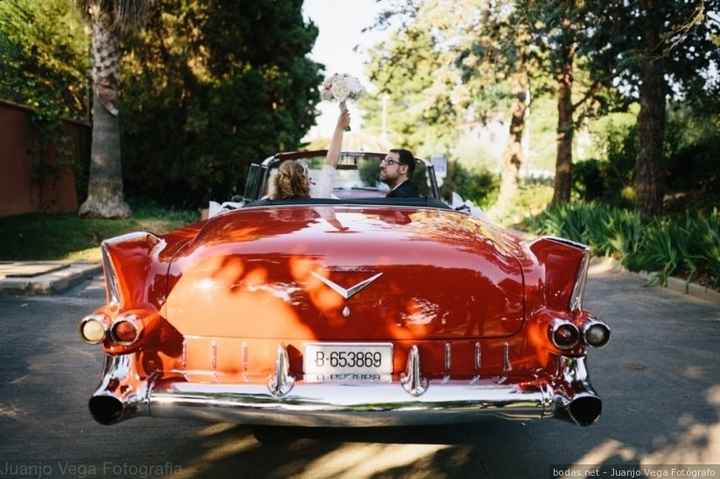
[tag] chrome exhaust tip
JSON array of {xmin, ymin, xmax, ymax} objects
[
  {"xmin": 556, "ymin": 393, "xmax": 602, "ymax": 427},
  {"xmin": 567, "ymin": 394, "xmax": 602, "ymax": 426},
  {"xmin": 88, "ymin": 354, "xmax": 151, "ymax": 425},
  {"xmin": 88, "ymin": 395, "xmax": 125, "ymax": 425},
  {"xmin": 554, "ymin": 355, "xmax": 603, "ymax": 426}
]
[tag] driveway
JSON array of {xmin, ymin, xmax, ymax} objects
[{"xmin": 1, "ymin": 268, "xmax": 719, "ymax": 478}]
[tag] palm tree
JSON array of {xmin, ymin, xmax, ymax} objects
[{"xmin": 76, "ymin": 0, "xmax": 153, "ymax": 218}]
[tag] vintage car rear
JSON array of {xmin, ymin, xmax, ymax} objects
[{"xmin": 79, "ymin": 152, "xmax": 610, "ymax": 428}]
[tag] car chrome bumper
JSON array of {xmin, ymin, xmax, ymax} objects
[
  {"xmin": 88, "ymin": 349, "xmax": 602, "ymax": 427},
  {"xmin": 147, "ymin": 379, "xmax": 555, "ymax": 427}
]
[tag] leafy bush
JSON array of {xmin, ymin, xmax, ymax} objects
[
  {"xmin": 576, "ymin": 106, "xmax": 720, "ymax": 211},
  {"xmin": 440, "ymin": 161, "xmax": 498, "ymax": 209},
  {"xmin": 572, "ymin": 160, "xmax": 606, "ymax": 202},
  {"xmin": 526, "ymin": 203, "xmax": 720, "ymax": 289},
  {"xmin": 491, "ymin": 183, "xmax": 554, "ymax": 226}
]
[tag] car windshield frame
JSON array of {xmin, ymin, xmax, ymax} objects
[{"xmin": 243, "ymin": 150, "xmax": 441, "ymax": 206}]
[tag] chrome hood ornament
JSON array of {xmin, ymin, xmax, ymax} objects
[{"xmin": 311, "ymin": 272, "xmax": 383, "ymax": 300}]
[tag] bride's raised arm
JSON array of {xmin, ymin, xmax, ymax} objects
[{"xmin": 325, "ymin": 105, "xmax": 350, "ymax": 168}]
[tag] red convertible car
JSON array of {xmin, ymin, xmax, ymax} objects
[{"xmin": 79, "ymin": 151, "xmax": 610, "ymax": 429}]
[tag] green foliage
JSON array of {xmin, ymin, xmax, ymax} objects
[
  {"xmin": 0, "ymin": 0, "xmax": 89, "ymax": 120},
  {"xmin": 574, "ymin": 106, "xmax": 720, "ymax": 209},
  {"xmin": 0, "ymin": 202, "xmax": 198, "ymax": 261},
  {"xmin": 440, "ymin": 161, "xmax": 498, "ymax": 209},
  {"xmin": 119, "ymin": 0, "xmax": 323, "ymax": 208},
  {"xmin": 358, "ymin": 160, "xmax": 380, "ymax": 187},
  {"xmin": 526, "ymin": 203, "xmax": 720, "ymax": 289},
  {"xmin": 663, "ymin": 107, "xmax": 720, "ymax": 208},
  {"xmin": 583, "ymin": 1, "xmax": 720, "ymax": 101},
  {"xmin": 492, "ymin": 182, "xmax": 554, "ymax": 226},
  {"xmin": 360, "ymin": 26, "xmax": 459, "ymax": 158}
]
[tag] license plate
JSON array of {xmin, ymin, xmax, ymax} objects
[{"xmin": 303, "ymin": 342, "xmax": 393, "ymax": 383}]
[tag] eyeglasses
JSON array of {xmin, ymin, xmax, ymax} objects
[{"xmin": 380, "ymin": 158, "xmax": 400, "ymax": 166}]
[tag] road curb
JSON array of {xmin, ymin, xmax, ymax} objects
[
  {"xmin": 0, "ymin": 263, "xmax": 101, "ymax": 296},
  {"xmin": 590, "ymin": 256, "xmax": 720, "ymax": 305}
]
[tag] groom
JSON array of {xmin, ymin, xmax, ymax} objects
[
  {"xmin": 327, "ymin": 107, "xmax": 419, "ymax": 198},
  {"xmin": 380, "ymin": 149, "xmax": 419, "ymax": 198}
]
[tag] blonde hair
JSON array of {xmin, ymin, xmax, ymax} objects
[{"xmin": 272, "ymin": 160, "xmax": 310, "ymax": 200}]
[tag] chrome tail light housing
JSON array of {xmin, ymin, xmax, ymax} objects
[
  {"xmin": 582, "ymin": 318, "xmax": 611, "ymax": 348},
  {"xmin": 110, "ymin": 314, "xmax": 143, "ymax": 345},
  {"xmin": 79, "ymin": 314, "xmax": 109, "ymax": 344},
  {"xmin": 549, "ymin": 319, "xmax": 581, "ymax": 349}
]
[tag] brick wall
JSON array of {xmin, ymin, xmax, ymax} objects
[{"xmin": 0, "ymin": 100, "xmax": 90, "ymax": 217}]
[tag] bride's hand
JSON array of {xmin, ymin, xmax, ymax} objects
[{"xmin": 337, "ymin": 109, "xmax": 351, "ymax": 131}]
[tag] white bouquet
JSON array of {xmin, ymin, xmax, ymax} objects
[{"xmin": 321, "ymin": 73, "xmax": 365, "ymax": 130}]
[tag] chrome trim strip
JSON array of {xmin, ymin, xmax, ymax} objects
[
  {"xmin": 443, "ymin": 342, "xmax": 451, "ymax": 372},
  {"xmin": 181, "ymin": 340, "xmax": 187, "ymax": 369},
  {"xmin": 311, "ymin": 272, "xmax": 383, "ymax": 300},
  {"xmin": 236, "ymin": 203, "xmax": 455, "ymax": 214},
  {"xmin": 442, "ymin": 342, "xmax": 451, "ymax": 383},
  {"xmin": 240, "ymin": 341, "xmax": 248, "ymax": 372},
  {"xmin": 570, "ymin": 251, "xmax": 591, "ymax": 312},
  {"xmin": 210, "ymin": 340, "xmax": 217, "ymax": 371},
  {"xmin": 100, "ymin": 244, "xmax": 121, "ymax": 305},
  {"xmin": 302, "ymin": 341, "xmax": 394, "ymax": 348},
  {"xmin": 400, "ymin": 345, "xmax": 428, "ymax": 396},
  {"xmin": 497, "ymin": 342, "xmax": 512, "ymax": 384},
  {"xmin": 528, "ymin": 235, "xmax": 590, "ymax": 251},
  {"xmin": 502, "ymin": 342, "xmax": 512, "ymax": 376},
  {"xmin": 267, "ymin": 344, "xmax": 295, "ymax": 397}
]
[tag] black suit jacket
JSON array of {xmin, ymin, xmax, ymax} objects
[{"xmin": 386, "ymin": 180, "xmax": 419, "ymax": 198}]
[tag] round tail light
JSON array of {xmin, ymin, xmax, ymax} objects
[
  {"xmin": 79, "ymin": 315, "xmax": 108, "ymax": 344},
  {"xmin": 583, "ymin": 320, "xmax": 611, "ymax": 348},
  {"xmin": 550, "ymin": 320, "xmax": 580, "ymax": 349},
  {"xmin": 110, "ymin": 315, "xmax": 141, "ymax": 345}
]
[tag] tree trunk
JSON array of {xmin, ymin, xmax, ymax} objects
[
  {"xmin": 551, "ymin": 43, "xmax": 575, "ymax": 206},
  {"xmin": 635, "ymin": 0, "xmax": 666, "ymax": 217},
  {"xmin": 78, "ymin": 11, "xmax": 130, "ymax": 218},
  {"xmin": 494, "ymin": 70, "xmax": 529, "ymax": 213}
]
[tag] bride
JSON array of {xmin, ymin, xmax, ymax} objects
[{"xmin": 268, "ymin": 106, "xmax": 350, "ymax": 200}]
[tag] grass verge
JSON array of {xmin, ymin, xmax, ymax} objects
[{"xmin": 0, "ymin": 205, "xmax": 200, "ymax": 262}]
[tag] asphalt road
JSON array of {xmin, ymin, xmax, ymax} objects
[{"xmin": 1, "ymin": 267, "xmax": 719, "ymax": 479}]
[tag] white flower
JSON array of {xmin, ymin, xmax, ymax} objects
[
  {"xmin": 331, "ymin": 82, "xmax": 351, "ymax": 101},
  {"xmin": 320, "ymin": 87, "xmax": 334, "ymax": 101},
  {"xmin": 347, "ymin": 77, "xmax": 362, "ymax": 93},
  {"xmin": 321, "ymin": 73, "xmax": 364, "ymax": 102}
]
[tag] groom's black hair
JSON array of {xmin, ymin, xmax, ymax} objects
[{"xmin": 390, "ymin": 148, "xmax": 416, "ymax": 177}]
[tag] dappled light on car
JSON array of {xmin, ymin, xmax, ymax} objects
[
  {"xmin": 526, "ymin": 320, "xmax": 553, "ymax": 368},
  {"xmin": 164, "ymin": 255, "xmax": 316, "ymax": 341},
  {"xmin": 308, "ymin": 280, "xmax": 346, "ymax": 314},
  {"xmin": 211, "ymin": 256, "xmax": 246, "ymax": 286},
  {"xmin": 288, "ymin": 257, "xmax": 346, "ymax": 319}
]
